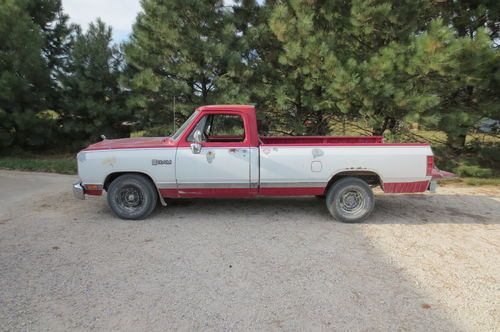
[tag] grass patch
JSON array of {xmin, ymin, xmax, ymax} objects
[
  {"xmin": 454, "ymin": 165, "xmax": 493, "ymax": 178},
  {"xmin": 462, "ymin": 178, "xmax": 500, "ymax": 186},
  {"xmin": 131, "ymin": 130, "xmax": 145, "ymax": 137},
  {"xmin": 438, "ymin": 177, "xmax": 500, "ymax": 187},
  {"xmin": 0, "ymin": 155, "xmax": 77, "ymax": 175}
]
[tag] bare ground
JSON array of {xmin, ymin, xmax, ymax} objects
[{"xmin": 0, "ymin": 170, "xmax": 499, "ymax": 331}]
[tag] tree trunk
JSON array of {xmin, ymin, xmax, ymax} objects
[
  {"xmin": 372, "ymin": 116, "xmax": 389, "ymax": 136},
  {"xmin": 446, "ymin": 132, "xmax": 467, "ymax": 151},
  {"xmin": 387, "ymin": 117, "xmax": 397, "ymax": 134},
  {"xmin": 314, "ymin": 110, "xmax": 329, "ymax": 135},
  {"xmin": 201, "ymin": 77, "xmax": 208, "ymax": 103}
]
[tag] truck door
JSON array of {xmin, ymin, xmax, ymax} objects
[{"xmin": 175, "ymin": 112, "xmax": 252, "ymax": 197}]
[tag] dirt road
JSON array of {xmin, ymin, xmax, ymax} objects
[{"xmin": 0, "ymin": 170, "xmax": 499, "ymax": 331}]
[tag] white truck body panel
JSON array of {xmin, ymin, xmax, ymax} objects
[
  {"xmin": 78, "ymin": 148, "xmax": 177, "ymax": 188},
  {"xmin": 259, "ymin": 145, "xmax": 433, "ymax": 186},
  {"xmin": 175, "ymin": 146, "xmax": 251, "ymax": 188}
]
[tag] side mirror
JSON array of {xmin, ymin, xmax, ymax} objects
[
  {"xmin": 193, "ymin": 130, "xmax": 202, "ymax": 143},
  {"xmin": 191, "ymin": 129, "xmax": 203, "ymax": 154},
  {"xmin": 190, "ymin": 143, "xmax": 202, "ymax": 154}
]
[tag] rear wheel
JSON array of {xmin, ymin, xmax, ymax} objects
[
  {"xmin": 325, "ymin": 177, "xmax": 374, "ymax": 223},
  {"xmin": 107, "ymin": 174, "xmax": 158, "ymax": 220}
]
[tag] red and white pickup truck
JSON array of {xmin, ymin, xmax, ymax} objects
[{"xmin": 74, "ymin": 105, "xmax": 450, "ymax": 222}]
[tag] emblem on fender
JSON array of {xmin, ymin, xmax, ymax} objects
[
  {"xmin": 152, "ymin": 159, "xmax": 172, "ymax": 165},
  {"xmin": 206, "ymin": 151, "xmax": 216, "ymax": 164}
]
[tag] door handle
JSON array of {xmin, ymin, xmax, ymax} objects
[{"xmin": 229, "ymin": 148, "xmax": 248, "ymax": 154}]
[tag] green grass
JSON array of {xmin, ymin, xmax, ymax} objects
[
  {"xmin": 438, "ymin": 177, "xmax": 500, "ymax": 186},
  {"xmin": 0, "ymin": 155, "xmax": 77, "ymax": 175},
  {"xmin": 462, "ymin": 178, "xmax": 500, "ymax": 186},
  {"xmin": 131, "ymin": 130, "xmax": 146, "ymax": 137}
]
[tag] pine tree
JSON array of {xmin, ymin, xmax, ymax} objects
[
  {"xmin": 60, "ymin": 19, "xmax": 129, "ymax": 144},
  {"xmin": 265, "ymin": 0, "xmax": 347, "ymax": 135},
  {"xmin": 0, "ymin": 0, "xmax": 71, "ymax": 151},
  {"xmin": 231, "ymin": 0, "xmax": 279, "ymax": 134},
  {"xmin": 123, "ymin": 0, "xmax": 249, "ymax": 132},
  {"xmin": 325, "ymin": 0, "xmax": 443, "ymax": 136},
  {"xmin": 263, "ymin": 0, "xmax": 438, "ymax": 136},
  {"xmin": 429, "ymin": 1, "xmax": 500, "ymax": 150}
]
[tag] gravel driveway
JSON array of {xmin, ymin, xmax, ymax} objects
[{"xmin": 0, "ymin": 170, "xmax": 499, "ymax": 331}]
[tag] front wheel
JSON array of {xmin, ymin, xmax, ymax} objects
[
  {"xmin": 326, "ymin": 177, "xmax": 375, "ymax": 223},
  {"xmin": 107, "ymin": 174, "xmax": 158, "ymax": 220}
]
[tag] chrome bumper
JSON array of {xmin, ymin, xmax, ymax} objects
[{"xmin": 73, "ymin": 181, "xmax": 85, "ymax": 200}]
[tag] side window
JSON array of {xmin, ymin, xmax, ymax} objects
[
  {"xmin": 188, "ymin": 114, "xmax": 245, "ymax": 142},
  {"xmin": 208, "ymin": 114, "xmax": 245, "ymax": 138}
]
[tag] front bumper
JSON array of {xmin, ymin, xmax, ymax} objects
[{"xmin": 73, "ymin": 181, "xmax": 85, "ymax": 200}]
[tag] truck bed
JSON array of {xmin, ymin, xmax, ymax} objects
[{"xmin": 260, "ymin": 136, "xmax": 384, "ymax": 145}]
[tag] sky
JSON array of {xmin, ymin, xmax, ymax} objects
[
  {"xmin": 62, "ymin": 0, "xmax": 244, "ymax": 43},
  {"xmin": 62, "ymin": 0, "xmax": 141, "ymax": 43}
]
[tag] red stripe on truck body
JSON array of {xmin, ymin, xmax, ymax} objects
[{"xmin": 383, "ymin": 181, "xmax": 429, "ymax": 193}]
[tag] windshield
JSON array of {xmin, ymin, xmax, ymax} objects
[{"xmin": 171, "ymin": 110, "xmax": 199, "ymax": 141}]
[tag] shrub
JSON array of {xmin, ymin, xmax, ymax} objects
[{"xmin": 454, "ymin": 165, "xmax": 494, "ymax": 178}]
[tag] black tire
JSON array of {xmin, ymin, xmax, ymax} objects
[
  {"xmin": 325, "ymin": 177, "xmax": 375, "ymax": 223},
  {"xmin": 107, "ymin": 174, "xmax": 158, "ymax": 220}
]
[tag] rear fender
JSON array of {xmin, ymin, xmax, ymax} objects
[{"xmin": 325, "ymin": 169, "xmax": 384, "ymax": 194}]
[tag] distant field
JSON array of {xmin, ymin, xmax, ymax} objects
[
  {"xmin": 401, "ymin": 130, "xmax": 500, "ymax": 146},
  {"xmin": 327, "ymin": 120, "xmax": 500, "ymax": 145}
]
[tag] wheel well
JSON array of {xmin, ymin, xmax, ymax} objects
[
  {"xmin": 324, "ymin": 171, "xmax": 382, "ymax": 194},
  {"xmin": 103, "ymin": 172, "xmax": 157, "ymax": 191}
]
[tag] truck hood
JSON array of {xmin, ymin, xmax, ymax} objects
[{"xmin": 82, "ymin": 137, "xmax": 175, "ymax": 151}]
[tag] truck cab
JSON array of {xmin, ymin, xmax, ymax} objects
[{"xmin": 173, "ymin": 105, "xmax": 260, "ymax": 197}]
